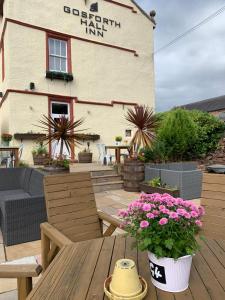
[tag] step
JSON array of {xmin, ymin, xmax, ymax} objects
[
  {"xmin": 92, "ymin": 174, "xmax": 122, "ymax": 184},
  {"xmin": 91, "ymin": 169, "xmax": 117, "ymax": 177},
  {"xmin": 93, "ymin": 181, "xmax": 124, "ymax": 193}
]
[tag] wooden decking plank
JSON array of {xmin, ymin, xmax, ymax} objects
[
  {"xmin": 48, "ymin": 194, "xmax": 95, "ymax": 208},
  {"xmin": 46, "ymin": 187, "xmax": 94, "ymax": 201},
  {"xmin": 46, "ymin": 180, "xmax": 92, "ymax": 193},
  {"xmin": 104, "ymin": 236, "xmax": 126, "ymax": 300},
  {"xmin": 48, "ymin": 201, "xmax": 96, "ymax": 217},
  {"xmin": 86, "ymin": 236, "xmax": 116, "ymax": 300},
  {"xmin": 189, "ymin": 264, "xmax": 211, "ymax": 300},
  {"xmin": 205, "ymin": 239, "xmax": 225, "ymax": 268},
  {"xmin": 27, "ymin": 245, "xmax": 75, "ymax": 299},
  {"xmin": 50, "ymin": 238, "xmax": 104, "ymax": 299},
  {"xmin": 156, "ymin": 289, "xmax": 175, "ymax": 300},
  {"xmin": 202, "ymin": 183, "xmax": 225, "ymax": 193},
  {"xmin": 201, "ymin": 191, "xmax": 225, "ymax": 201},
  {"xmin": 193, "ymin": 251, "xmax": 225, "ymax": 299},
  {"xmin": 138, "ymin": 250, "xmax": 157, "ymax": 300},
  {"xmin": 202, "ymin": 173, "xmax": 225, "ymax": 184},
  {"xmin": 174, "ymin": 289, "xmax": 193, "ymax": 300},
  {"xmin": 217, "ymin": 240, "xmax": 225, "ymax": 252},
  {"xmin": 44, "ymin": 172, "xmax": 91, "ymax": 185},
  {"xmin": 125, "ymin": 236, "xmax": 138, "ymax": 267}
]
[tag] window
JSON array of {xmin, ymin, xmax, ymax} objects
[
  {"xmin": 48, "ymin": 38, "xmax": 68, "ymax": 72},
  {"xmin": 125, "ymin": 129, "xmax": 132, "ymax": 137}
]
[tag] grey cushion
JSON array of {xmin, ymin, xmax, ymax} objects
[
  {"xmin": 0, "ymin": 189, "xmax": 30, "ymax": 201},
  {"xmin": 28, "ymin": 170, "xmax": 44, "ymax": 196}
]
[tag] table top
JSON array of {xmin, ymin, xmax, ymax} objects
[
  {"xmin": 0, "ymin": 146, "xmax": 19, "ymax": 150},
  {"xmin": 27, "ymin": 236, "xmax": 225, "ymax": 300},
  {"xmin": 106, "ymin": 145, "xmax": 130, "ymax": 149}
]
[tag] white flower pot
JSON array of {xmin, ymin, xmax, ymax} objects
[
  {"xmin": 115, "ymin": 141, "xmax": 121, "ymax": 146},
  {"xmin": 148, "ymin": 252, "xmax": 193, "ymax": 292}
]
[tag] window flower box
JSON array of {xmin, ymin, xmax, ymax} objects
[
  {"xmin": 46, "ymin": 71, "xmax": 73, "ymax": 82},
  {"xmin": 14, "ymin": 133, "xmax": 46, "ymax": 140}
]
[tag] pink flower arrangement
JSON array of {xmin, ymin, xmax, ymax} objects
[{"xmin": 118, "ymin": 193, "xmax": 205, "ymax": 259}]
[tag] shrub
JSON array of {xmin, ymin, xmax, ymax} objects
[
  {"xmin": 189, "ymin": 110, "xmax": 225, "ymax": 157},
  {"xmin": 118, "ymin": 193, "xmax": 205, "ymax": 258},
  {"xmin": 157, "ymin": 109, "xmax": 198, "ymax": 161}
]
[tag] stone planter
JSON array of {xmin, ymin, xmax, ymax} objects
[
  {"xmin": 140, "ymin": 182, "xmax": 179, "ymax": 197},
  {"xmin": 78, "ymin": 152, "xmax": 92, "ymax": 163},
  {"xmin": 145, "ymin": 162, "xmax": 202, "ymax": 200},
  {"xmin": 124, "ymin": 159, "xmax": 144, "ymax": 192}
]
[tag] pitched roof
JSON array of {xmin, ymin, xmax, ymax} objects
[
  {"xmin": 130, "ymin": 0, "xmax": 156, "ymax": 26},
  {"xmin": 179, "ymin": 95, "xmax": 225, "ymax": 112}
]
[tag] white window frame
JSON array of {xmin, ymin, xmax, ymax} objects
[{"xmin": 48, "ymin": 38, "xmax": 68, "ymax": 73}]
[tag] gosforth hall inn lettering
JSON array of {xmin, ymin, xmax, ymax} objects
[{"xmin": 64, "ymin": 6, "xmax": 121, "ymax": 38}]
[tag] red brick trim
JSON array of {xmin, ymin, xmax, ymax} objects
[
  {"xmin": 104, "ymin": 0, "xmax": 137, "ymax": 13},
  {"xmin": 0, "ymin": 89, "xmax": 138, "ymax": 108},
  {"xmin": 46, "ymin": 32, "xmax": 72, "ymax": 73},
  {"xmin": 0, "ymin": 18, "xmax": 138, "ymax": 57},
  {"xmin": 1, "ymin": 39, "xmax": 4, "ymax": 81}
]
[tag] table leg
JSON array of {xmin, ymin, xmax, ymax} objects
[
  {"xmin": 117, "ymin": 149, "xmax": 121, "ymax": 164},
  {"xmin": 14, "ymin": 149, "xmax": 19, "ymax": 167}
]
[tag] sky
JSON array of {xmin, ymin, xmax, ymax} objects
[{"xmin": 136, "ymin": 0, "xmax": 225, "ymax": 112}]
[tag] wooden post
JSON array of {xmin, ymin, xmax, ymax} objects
[
  {"xmin": 17, "ymin": 277, "xmax": 32, "ymax": 300},
  {"xmin": 41, "ymin": 230, "xmax": 50, "ymax": 271}
]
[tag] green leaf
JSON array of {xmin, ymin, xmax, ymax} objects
[{"xmin": 164, "ymin": 239, "xmax": 174, "ymax": 250}]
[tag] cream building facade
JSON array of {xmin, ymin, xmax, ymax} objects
[{"xmin": 0, "ymin": 0, "xmax": 155, "ymax": 163}]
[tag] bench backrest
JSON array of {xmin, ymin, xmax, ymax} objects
[
  {"xmin": 44, "ymin": 172, "xmax": 102, "ymax": 243},
  {"xmin": 201, "ymin": 173, "xmax": 225, "ymax": 240}
]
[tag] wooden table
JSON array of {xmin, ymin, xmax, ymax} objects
[
  {"xmin": 27, "ymin": 236, "xmax": 225, "ymax": 300},
  {"xmin": 106, "ymin": 145, "xmax": 131, "ymax": 163},
  {"xmin": 0, "ymin": 146, "xmax": 19, "ymax": 167}
]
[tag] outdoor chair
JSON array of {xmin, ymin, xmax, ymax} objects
[
  {"xmin": 201, "ymin": 172, "xmax": 225, "ymax": 240},
  {"xmin": 96, "ymin": 143, "xmax": 113, "ymax": 165},
  {"xmin": 41, "ymin": 172, "xmax": 122, "ymax": 271}
]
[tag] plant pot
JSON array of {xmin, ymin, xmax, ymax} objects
[
  {"xmin": 148, "ymin": 252, "xmax": 192, "ymax": 292},
  {"xmin": 41, "ymin": 166, "xmax": 69, "ymax": 174},
  {"xmin": 78, "ymin": 152, "xmax": 92, "ymax": 163},
  {"xmin": 123, "ymin": 159, "xmax": 144, "ymax": 192},
  {"xmin": 33, "ymin": 154, "xmax": 50, "ymax": 165},
  {"xmin": 1, "ymin": 140, "xmax": 10, "ymax": 146},
  {"xmin": 140, "ymin": 182, "xmax": 179, "ymax": 197},
  {"xmin": 115, "ymin": 141, "xmax": 121, "ymax": 146}
]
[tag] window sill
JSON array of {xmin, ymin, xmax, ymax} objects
[{"xmin": 46, "ymin": 71, "xmax": 74, "ymax": 82}]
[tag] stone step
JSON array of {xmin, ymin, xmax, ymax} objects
[
  {"xmin": 93, "ymin": 181, "xmax": 124, "ymax": 193},
  {"xmin": 92, "ymin": 174, "xmax": 122, "ymax": 184},
  {"xmin": 91, "ymin": 169, "xmax": 117, "ymax": 177}
]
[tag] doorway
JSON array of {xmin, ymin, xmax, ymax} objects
[{"xmin": 50, "ymin": 101, "xmax": 70, "ymax": 158}]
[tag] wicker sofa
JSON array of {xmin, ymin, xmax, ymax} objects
[{"xmin": 0, "ymin": 168, "xmax": 46, "ymax": 246}]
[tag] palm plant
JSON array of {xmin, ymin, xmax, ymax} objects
[
  {"xmin": 37, "ymin": 115, "xmax": 85, "ymax": 159},
  {"xmin": 125, "ymin": 105, "xmax": 158, "ymax": 158}
]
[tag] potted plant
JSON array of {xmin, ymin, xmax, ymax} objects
[
  {"xmin": 1, "ymin": 133, "xmax": 13, "ymax": 146},
  {"xmin": 140, "ymin": 177, "xmax": 179, "ymax": 197},
  {"xmin": 32, "ymin": 143, "xmax": 49, "ymax": 165},
  {"xmin": 78, "ymin": 143, "xmax": 93, "ymax": 163},
  {"xmin": 37, "ymin": 115, "xmax": 85, "ymax": 173},
  {"xmin": 123, "ymin": 105, "xmax": 158, "ymax": 192},
  {"xmin": 119, "ymin": 193, "xmax": 205, "ymax": 292},
  {"xmin": 115, "ymin": 136, "xmax": 122, "ymax": 146}
]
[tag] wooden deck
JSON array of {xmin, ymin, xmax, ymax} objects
[{"xmin": 27, "ymin": 236, "xmax": 225, "ymax": 300}]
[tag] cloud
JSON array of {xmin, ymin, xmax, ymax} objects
[{"xmin": 136, "ymin": 0, "xmax": 225, "ymax": 111}]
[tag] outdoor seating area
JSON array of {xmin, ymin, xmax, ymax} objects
[{"xmin": 0, "ymin": 164, "xmax": 223, "ymax": 299}]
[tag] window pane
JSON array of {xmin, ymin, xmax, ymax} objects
[
  {"xmin": 61, "ymin": 41, "xmax": 67, "ymax": 57},
  {"xmin": 52, "ymin": 103, "xmax": 68, "ymax": 114},
  {"xmin": 61, "ymin": 58, "xmax": 67, "ymax": 72},
  {"xmin": 49, "ymin": 38, "xmax": 55, "ymax": 55},
  {"xmin": 49, "ymin": 56, "xmax": 55, "ymax": 71},
  {"xmin": 55, "ymin": 40, "xmax": 60, "ymax": 56},
  {"xmin": 55, "ymin": 57, "xmax": 60, "ymax": 71}
]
